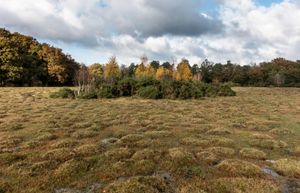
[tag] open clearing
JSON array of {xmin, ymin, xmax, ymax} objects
[{"xmin": 0, "ymin": 87, "xmax": 300, "ymax": 193}]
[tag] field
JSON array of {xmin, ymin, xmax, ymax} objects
[{"xmin": 0, "ymin": 87, "xmax": 300, "ymax": 193}]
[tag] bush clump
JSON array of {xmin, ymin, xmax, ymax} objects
[
  {"xmin": 51, "ymin": 78, "xmax": 236, "ymax": 100},
  {"xmin": 97, "ymin": 84, "xmax": 120, "ymax": 99},
  {"xmin": 137, "ymin": 86, "xmax": 161, "ymax": 99},
  {"xmin": 50, "ymin": 88, "xmax": 75, "ymax": 99}
]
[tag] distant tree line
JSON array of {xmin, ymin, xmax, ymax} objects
[
  {"xmin": 1, "ymin": 28, "xmax": 300, "ymax": 87},
  {"xmin": 0, "ymin": 28, "xmax": 79, "ymax": 86},
  {"xmin": 81, "ymin": 56, "xmax": 300, "ymax": 88}
]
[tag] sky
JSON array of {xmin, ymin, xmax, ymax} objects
[{"xmin": 1, "ymin": 0, "xmax": 300, "ymax": 65}]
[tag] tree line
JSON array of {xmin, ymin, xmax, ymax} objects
[
  {"xmin": 81, "ymin": 56, "xmax": 300, "ymax": 88},
  {"xmin": 1, "ymin": 28, "xmax": 300, "ymax": 87},
  {"xmin": 0, "ymin": 28, "xmax": 79, "ymax": 86}
]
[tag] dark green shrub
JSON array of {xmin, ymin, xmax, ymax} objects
[
  {"xmin": 50, "ymin": 80, "xmax": 236, "ymax": 100},
  {"xmin": 50, "ymin": 88, "xmax": 75, "ymax": 99},
  {"xmin": 136, "ymin": 77, "xmax": 159, "ymax": 88},
  {"xmin": 204, "ymin": 84, "xmax": 219, "ymax": 97},
  {"xmin": 97, "ymin": 84, "xmax": 120, "ymax": 98},
  {"xmin": 161, "ymin": 80, "xmax": 206, "ymax": 99},
  {"xmin": 218, "ymin": 84, "xmax": 236, "ymax": 96},
  {"xmin": 178, "ymin": 81, "xmax": 195, "ymax": 99},
  {"xmin": 160, "ymin": 80, "xmax": 177, "ymax": 99},
  {"xmin": 118, "ymin": 77, "xmax": 137, "ymax": 96},
  {"xmin": 137, "ymin": 86, "xmax": 161, "ymax": 99},
  {"xmin": 193, "ymin": 83, "xmax": 206, "ymax": 98}
]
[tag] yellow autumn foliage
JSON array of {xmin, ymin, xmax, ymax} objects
[
  {"xmin": 104, "ymin": 56, "xmax": 120, "ymax": 81},
  {"xmin": 155, "ymin": 67, "xmax": 172, "ymax": 80},
  {"xmin": 175, "ymin": 59, "xmax": 192, "ymax": 81},
  {"xmin": 135, "ymin": 64, "xmax": 156, "ymax": 79}
]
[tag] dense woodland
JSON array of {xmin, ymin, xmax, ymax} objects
[{"xmin": 1, "ymin": 28, "xmax": 300, "ymax": 87}]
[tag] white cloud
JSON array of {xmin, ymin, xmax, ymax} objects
[{"xmin": 1, "ymin": 0, "xmax": 300, "ymax": 65}]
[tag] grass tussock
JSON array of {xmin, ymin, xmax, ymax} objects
[
  {"xmin": 270, "ymin": 128, "xmax": 294, "ymax": 135},
  {"xmin": 239, "ymin": 148, "xmax": 267, "ymax": 160},
  {"xmin": 104, "ymin": 147, "xmax": 133, "ymax": 161},
  {"xmin": 203, "ymin": 177, "xmax": 280, "ymax": 193},
  {"xmin": 103, "ymin": 176, "xmax": 174, "ymax": 193},
  {"xmin": 272, "ymin": 159, "xmax": 300, "ymax": 178},
  {"xmin": 206, "ymin": 128, "xmax": 233, "ymax": 135},
  {"xmin": 216, "ymin": 159, "xmax": 262, "ymax": 177},
  {"xmin": 249, "ymin": 139, "xmax": 288, "ymax": 149}
]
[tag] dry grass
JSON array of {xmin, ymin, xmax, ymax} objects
[
  {"xmin": 272, "ymin": 159, "xmax": 300, "ymax": 178},
  {"xmin": 216, "ymin": 159, "xmax": 262, "ymax": 177},
  {"xmin": 239, "ymin": 148, "xmax": 267, "ymax": 160},
  {"xmin": 0, "ymin": 87, "xmax": 299, "ymax": 192}
]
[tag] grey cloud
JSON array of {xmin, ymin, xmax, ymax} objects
[
  {"xmin": 104, "ymin": 0, "xmax": 223, "ymax": 37},
  {"xmin": 0, "ymin": 0, "xmax": 223, "ymax": 46}
]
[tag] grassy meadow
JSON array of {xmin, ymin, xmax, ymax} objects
[{"xmin": 0, "ymin": 87, "xmax": 300, "ymax": 193}]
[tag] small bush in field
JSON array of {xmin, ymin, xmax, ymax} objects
[
  {"xmin": 218, "ymin": 84, "xmax": 236, "ymax": 96},
  {"xmin": 50, "ymin": 88, "xmax": 75, "ymax": 99},
  {"xmin": 77, "ymin": 91, "xmax": 98, "ymax": 99},
  {"xmin": 177, "ymin": 81, "xmax": 195, "ymax": 99}
]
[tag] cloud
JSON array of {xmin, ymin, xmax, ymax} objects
[
  {"xmin": 1, "ymin": 0, "xmax": 300, "ymax": 65},
  {"xmin": 0, "ymin": 0, "xmax": 222, "ymax": 43}
]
